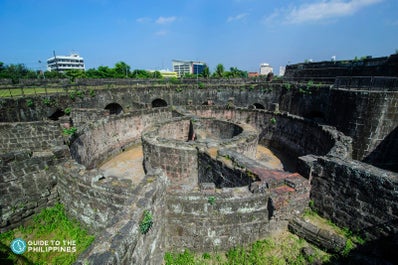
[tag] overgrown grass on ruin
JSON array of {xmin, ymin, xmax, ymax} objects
[
  {"xmin": 303, "ymin": 208, "xmax": 366, "ymax": 256},
  {"xmin": 0, "ymin": 87, "xmax": 66, "ymax": 97},
  {"xmin": 164, "ymin": 231, "xmax": 331, "ymax": 265},
  {"xmin": 0, "ymin": 203, "xmax": 95, "ymax": 265}
]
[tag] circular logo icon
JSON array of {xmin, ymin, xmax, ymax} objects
[{"xmin": 10, "ymin": 238, "xmax": 27, "ymax": 255}]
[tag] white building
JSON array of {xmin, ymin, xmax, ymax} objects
[
  {"xmin": 279, "ymin": 66, "xmax": 286, "ymax": 76},
  {"xmin": 259, "ymin": 63, "xmax": 273, "ymax": 76},
  {"xmin": 172, "ymin": 60, "xmax": 206, "ymax": 77},
  {"xmin": 47, "ymin": 53, "xmax": 85, "ymax": 72}
]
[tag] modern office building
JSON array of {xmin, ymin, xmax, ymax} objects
[
  {"xmin": 47, "ymin": 53, "xmax": 85, "ymax": 72},
  {"xmin": 149, "ymin": 70, "xmax": 178, "ymax": 78},
  {"xmin": 172, "ymin": 60, "xmax": 206, "ymax": 77},
  {"xmin": 259, "ymin": 63, "xmax": 273, "ymax": 76}
]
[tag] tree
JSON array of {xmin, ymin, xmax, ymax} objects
[
  {"xmin": 213, "ymin": 64, "xmax": 225, "ymax": 78},
  {"xmin": 114, "ymin": 61, "xmax": 130, "ymax": 78},
  {"xmin": 65, "ymin": 69, "xmax": 86, "ymax": 81},
  {"xmin": 97, "ymin": 66, "xmax": 114, "ymax": 78},
  {"xmin": 151, "ymin": 71, "xmax": 163, "ymax": 79},
  {"xmin": 201, "ymin": 66, "xmax": 210, "ymax": 78},
  {"xmin": 130, "ymin": 69, "xmax": 151, "ymax": 79}
]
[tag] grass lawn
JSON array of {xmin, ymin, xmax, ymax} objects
[
  {"xmin": 0, "ymin": 203, "xmax": 94, "ymax": 265},
  {"xmin": 164, "ymin": 231, "xmax": 332, "ymax": 265},
  {"xmin": 0, "ymin": 87, "xmax": 66, "ymax": 97}
]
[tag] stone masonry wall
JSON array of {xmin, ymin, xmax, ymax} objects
[
  {"xmin": 310, "ymin": 156, "xmax": 398, "ymax": 240},
  {"xmin": 0, "ymin": 146, "xmax": 69, "ymax": 231},
  {"xmin": 57, "ymin": 160, "xmax": 135, "ymax": 232},
  {"xmin": 70, "ymin": 108, "xmax": 110, "ymax": 129},
  {"xmin": 70, "ymin": 108, "xmax": 172, "ymax": 169},
  {"xmin": 327, "ymin": 89, "xmax": 398, "ymax": 164},
  {"xmin": 0, "ymin": 121, "xmax": 64, "ymax": 153},
  {"xmin": 186, "ymin": 107, "xmax": 341, "ymax": 160},
  {"xmin": 75, "ymin": 172, "xmax": 169, "ymax": 265},
  {"xmin": 165, "ymin": 189, "xmax": 270, "ymax": 252}
]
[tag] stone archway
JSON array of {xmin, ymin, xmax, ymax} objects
[
  {"xmin": 105, "ymin": 103, "xmax": 123, "ymax": 115},
  {"xmin": 151, "ymin": 98, "xmax": 168, "ymax": 108},
  {"xmin": 48, "ymin": 108, "xmax": 65, "ymax": 121},
  {"xmin": 253, "ymin": 103, "xmax": 265, "ymax": 109}
]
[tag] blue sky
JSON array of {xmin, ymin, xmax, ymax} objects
[{"xmin": 0, "ymin": 0, "xmax": 397, "ymax": 74}]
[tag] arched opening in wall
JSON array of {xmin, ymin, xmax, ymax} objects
[
  {"xmin": 304, "ymin": 111, "xmax": 325, "ymax": 122},
  {"xmin": 105, "ymin": 103, "xmax": 123, "ymax": 115},
  {"xmin": 253, "ymin": 103, "xmax": 265, "ymax": 109},
  {"xmin": 48, "ymin": 109, "xmax": 65, "ymax": 121},
  {"xmin": 152, "ymin": 98, "xmax": 168, "ymax": 108}
]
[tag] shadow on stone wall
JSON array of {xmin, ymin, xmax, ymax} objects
[
  {"xmin": 324, "ymin": 232, "xmax": 398, "ymax": 265},
  {"xmin": 363, "ymin": 126, "xmax": 398, "ymax": 173},
  {"xmin": 0, "ymin": 242, "xmax": 34, "ymax": 265}
]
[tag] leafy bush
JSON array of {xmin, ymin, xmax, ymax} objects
[
  {"xmin": 139, "ymin": 210, "xmax": 153, "ymax": 235},
  {"xmin": 62, "ymin": 127, "xmax": 77, "ymax": 136}
]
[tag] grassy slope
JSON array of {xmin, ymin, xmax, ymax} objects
[{"xmin": 0, "ymin": 203, "xmax": 94, "ymax": 265}]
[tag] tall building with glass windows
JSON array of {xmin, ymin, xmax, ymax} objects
[
  {"xmin": 172, "ymin": 60, "xmax": 206, "ymax": 77},
  {"xmin": 47, "ymin": 53, "xmax": 85, "ymax": 72}
]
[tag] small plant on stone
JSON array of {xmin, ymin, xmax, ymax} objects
[
  {"xmin": 76, "ymin": 90, "xmax": 84, "ymax": 98},
  {"xmin": 69, "ymin": 91, "xmax": 76, "ymax": 100},
  {"xmin": 26, "ymin": 99, "xmax": 34, "ymax": 107},
  {"xmin": 42, "ymin": 98, "xmax": 52, "ymax": 106},
  {"xmin": 139, "ymin": 210, "xmax": 153, "ymax": 235},
  {"xmin": 208, "ymin": 196, "xmax": 216, "ymax": 205},
  {"xmin": 64, "ymin": 107, "xmax": 71, "ymax": 115},
  {"xmin": 270, "ymin": 117, "xmax": 277, "ymax": 125},
  {"xmin": 62, "ymin": 127, "xmax": 77, "ymax": 136},
  {"xmin": 89, "ymin": 89, "xmax": 96, "ymax": 97}
]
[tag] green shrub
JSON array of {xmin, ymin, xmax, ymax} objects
[
  {"xmin": 42, "ymin": 98, "xmax": 52, "ymax": 106},
  {"xmin": 139, "ymin": 210, "xmax": 153, "ymax": 235},
  {"xmin": 62, "ymin": 127, "xmax": 77, "ymax": 136},
  {"xmin": 26, "ymin": 99, "xmax": 34, "ymax": 107},
  {"xmin": 208, "ymin": 196, "xmax": 216, "ymax": 205}
]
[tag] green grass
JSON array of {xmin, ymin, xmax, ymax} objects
[
  {"xmin": 0, "ymin": 203, "xmax": 95, "ymax": 265},
  {"xmin": 164, "ymin": 232, "xmax": 331, "ymax": 265},
  {"xmin": 0, "ymin": 87, "xmax": 66, "ymax": 97}
]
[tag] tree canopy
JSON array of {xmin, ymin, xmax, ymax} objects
[{"xmin": 0, "ymin": 61, "xmax": 254, "ymax": 82}]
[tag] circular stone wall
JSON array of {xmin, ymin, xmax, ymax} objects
[{"xmin": 141, "ymin": 116, "xmax": 259, "ymax": 189}]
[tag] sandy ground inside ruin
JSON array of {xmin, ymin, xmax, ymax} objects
[
  {"xmin": 99, "ymin": 144, "xmax": 290, "ymax": 184},
  {"xmin": 99, "ymin": 145, "xmax": 145, "ymax": 183},
  {"xmin": 256, "ymin": 145, "xmax": 284, "ymax": 170}
]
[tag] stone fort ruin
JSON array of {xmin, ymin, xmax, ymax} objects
[{"xmin": 1, "ymin": 63, "xmax": 398, "ymax": 263}]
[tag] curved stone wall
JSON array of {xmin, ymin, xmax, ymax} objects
[
  {"xmin": 165, "ymin": 189, "xmax": 270, "ymax": 252},
  {"xmin": 184, "ymin": 106, "xmax": 351, "ymax": 170},
  {"xmin": 70, "ymin": 108, "xmax": 172, "ymax": 169},
  {"xmin": 142, "ymin": 116, "xmax": 259, "ymax": 189}
]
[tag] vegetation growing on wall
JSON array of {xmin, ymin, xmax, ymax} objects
[{"xmin": 139, "ymin": 210, "xmax": 153, "ymax": 235}]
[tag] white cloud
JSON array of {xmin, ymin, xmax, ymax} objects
[
  {"xmin": 136, "ymin": 17, "xmax": 151, "ymax": 23},
  {"xmin": 155, "ymin": 16, "xmax": 177, "ymax": 24},
  {"xmin": 227, "ymin": 13, "xmax": 249, "ymax": 22},
  {"xmin": 265, "ymin": 0, "xmax": 383, "ymax": 24},
  {"xmin": 155, "ymin": 30, "xmax": 168, "ymax": 36}
]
